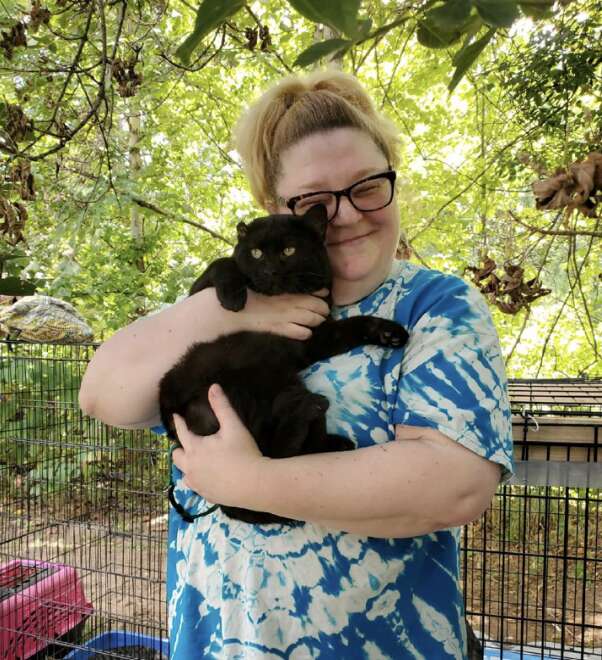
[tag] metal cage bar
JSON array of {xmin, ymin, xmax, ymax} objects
[
  {"xmin": 1, "ymin": 340, "xmax": 169, "ymax": 658},
  {"xmin": 1, "ymin": 340, "xmax": 601, "ymax": 659}
]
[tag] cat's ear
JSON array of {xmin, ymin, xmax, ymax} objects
[
  {"xmin": 302, "ymin": 203, "xmax": 328, "ymax": 239},
  {"xmin": 236, "ymin": 222, "xmax": 248, "ymax": 239}
]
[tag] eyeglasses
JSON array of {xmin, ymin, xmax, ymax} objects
[{"xmin": 281, "ymin": 169, "xmax": 397, "ymax": 222}]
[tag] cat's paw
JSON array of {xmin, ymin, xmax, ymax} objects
[
  {"xmin": 309, "ymin": 393, "xmax": 330, "ymax": 416},
  {"xmin": 364, "ymin": 319, "xmax": 409, "ymax": 348},
  {"xmin": 218, "ymin": 286, "xmax": 247, "ymax": 312}
]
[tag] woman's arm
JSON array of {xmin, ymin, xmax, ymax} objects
[
  {"xmin": 307, "ymin": 426, "xmax": 501, "ymax": 537},
  {"xmin": 252, "ymin": 426, "xmax": 499, "ymax": 537},
  {"xmin": 172, "ymin": 386, "xmax": 501, "ymax": 538},
  {"xmin": 79, "ymin": 288, "xmax": 329, "ymax": 429}
]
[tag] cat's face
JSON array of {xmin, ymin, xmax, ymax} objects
[{"xmin": 233, "ymin": 205, "xmax": 331, "ymax": 296}]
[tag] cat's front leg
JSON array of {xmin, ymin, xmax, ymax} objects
[
  {"xmin": 358, "ymin": 317, "xmax": 409, "ymax": 347},
  {"xmin": 301, "ymin": 316, "xmax": 409, "ymax": 366},
  {"xmin": 189, "ymin": 257, "xmax": 248, "ymax": 312}
]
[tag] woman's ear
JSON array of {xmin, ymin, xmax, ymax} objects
[{"xmin": 265, "ymin": 199, "xmax": 279, "ymax": 214}]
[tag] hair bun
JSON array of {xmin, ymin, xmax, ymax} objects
[{"xmin": 234, "ymin": 70, "xmax": 399, "ymax": 210}]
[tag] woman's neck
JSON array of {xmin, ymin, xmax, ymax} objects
[{"xmin": 331, "ymin": 262, "xmax": 395, "ymax": 306}]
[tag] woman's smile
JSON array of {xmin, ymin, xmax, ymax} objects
[{"xmin": 327, "ymin": 230, "xmax": 374, "ymax": 248}]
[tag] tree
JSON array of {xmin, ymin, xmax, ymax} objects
[{"xmin": 0, "ymin": 0, "xmax": 599, "ymax": 376}]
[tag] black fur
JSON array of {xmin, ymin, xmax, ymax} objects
[{"xmin": 159, "ymin": 205, "xmax": 409, "ymax": 524}]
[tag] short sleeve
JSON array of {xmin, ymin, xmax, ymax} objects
[{"xmin": 393, "ymin": 273, "xmax": 514, "ymax": 482}]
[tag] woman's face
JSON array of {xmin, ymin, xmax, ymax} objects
[{"xmin": 274, "ymin": 128, "xmax": 401, "ymax": 305}]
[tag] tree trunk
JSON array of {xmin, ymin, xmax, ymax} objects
[{"xmin": 127, "ymin": 92, "xmax": 147, "ymax": 316}]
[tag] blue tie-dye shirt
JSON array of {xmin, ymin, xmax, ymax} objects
[{"xmin": 162, "ymin": 260, "xmax": 514, "ymax": 659}]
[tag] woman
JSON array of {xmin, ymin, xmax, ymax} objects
[{"xmin": 79, "ymin": 71, "xmax": 513, "ymax": 659}]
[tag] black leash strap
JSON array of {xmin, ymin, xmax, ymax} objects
[
  {"xmin": 167, "ymin": 444, "xmax": 218, "ymax": 522},
  {"xmin": 167, "ymin": 482, "xmax": 219, "ymax": 522}
]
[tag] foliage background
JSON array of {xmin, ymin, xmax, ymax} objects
[{"xmin": 1, "ymin": 0, "xmax": 600, "ymax": 378}]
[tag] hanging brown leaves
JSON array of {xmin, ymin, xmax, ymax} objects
[
  {"xmin": 465, "ymin": 255, "xmax": 551, "ymax": 315},
  {"xmin": 29, "ymin": 2, "xmax": 51, "ymax": 33},
  {"xmin": 0, "ymin": 196, "xmax": 27, "ymax": 246},
  {"xmin": 244, "ymin": 25, "xmax": 271, "ymax": 51},
  {"xmin": 532, "ymin": 151, "xmax": 602, "ymax": 218},
  {"xmin": 0, "ymin": 104, "xmax": 35, "ymax": 144},
  {"xmin": 244, "ymin": 27, "xmax": 258, "ymax": 50},
  {"xmin": 259, "ymin": 25, "xmax": 271, "ymax": 51},
  {"xmin": 111, "ymin": 58, "xmax": 143, "ymax": 97},
  {"xmin": 0, "ymin": 22, "xmax": 27, "ymax": 60},
  {"xmin": 0, "ymin": 4, "xmax": 49, "ymax": 58},
  {"xmin": 9, "ymin": 160, "xmax": 35, "ymax": 201}
]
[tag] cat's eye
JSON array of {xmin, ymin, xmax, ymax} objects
[
  {"xmin": 251, "ymin": 248, "xmax": 263, "ymax": 259},
  {"xmin": 282, "ymin": 246, "xmax": 296, "ymax": 257}
]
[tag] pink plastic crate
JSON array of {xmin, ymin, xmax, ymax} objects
[{"xmin": 0, "ymin": 559, "xmax": 93, "ymax": 659}]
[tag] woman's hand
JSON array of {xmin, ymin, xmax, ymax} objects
[
  {"xmin": 242, "ymin": 288, "xmax": 330, "ymax": 340},
  {"xmin": 171, "ymin": 384, "xmax": 270, "ymax": 507}
]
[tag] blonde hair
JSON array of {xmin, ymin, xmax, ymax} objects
[{"xmin": 234, "ymin": 70, "xmax": 401, "ymax": 210}]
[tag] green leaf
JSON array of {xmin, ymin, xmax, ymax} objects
[
  {"xmin": 0, "ymin": 249, "xmax": 27, "ymax": 261},
  {"xmin": 287, "ymin": 0, "xmax": 362, "ymax": 38},
  {"xmin": 0, "ymin": 0, "xmax": 23, "ymax": 23},
  {"xmin": 176, "ymin": 0, "xmax": 245, "ymax": 64},
  {"xmin": 474, "ymin": 0, "xmax": 519, "ymax": 27},
  {"xmin": 417, "ymin": 16, "xmax": 465, "ymax": 49},
  {"xmin": 427, "ymin": 0, "xmax": 472, "ymax": 31},
  {"xmin": 519, "ymin": 0, "xmax": 554, "ymax": 19},
  {"xmin": 293, "ymin": 38, "xmax": 352, "ymax": 67},
  {"xmin": 357, "ymin": 18, "xmax": 372, "ymax": 38},
  {"xmin": 0, "ymin": 277, "xmax": 37, "ymax": 295},
  {"xmin": 448, "ymin": 28, "xmax": 495, "ymax": 91}
]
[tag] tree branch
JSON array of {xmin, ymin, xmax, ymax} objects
[
  {"xmin": 129, "ymin": 195, "xmax": 233, "ymax": 245},
  {"xmin": 508, "ymin": 210, "xmax": 602, "ymax": 238}
]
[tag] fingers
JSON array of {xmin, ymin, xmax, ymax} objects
[
  {"xmin": 246, "ymin": 290, "xmax": 329, "ymax": 318},
  {"xmin": 173, "ymin": 414, "xmax": 191, "ymax": 449},
  {"xmin": 312, "ymin": 288, "xmax": 330, "ymax": 298},
  {"xmin": 171, "ymin": 447, "xmax": 193, "ymax": 489},
  {"xmin": 171, "ymin": 446, "xmax": 185, "ymax": 471},
  {"xmin": 283, "ymin": 323, "xmax": 312, "ymax": 341},
  {"xmin": 295, "ymin": 294, "xmax": 330, "ymax": 318},
  {"xmin": 207, "ymin": 383, "xmax": 230, "ymax": 423},
  {"xmin": 243, "ymin": 289, "xmax": 329, "ymax": 338},
  {"xmin": 293, "ymin": 309, "xmax": 328, "ymax": 328}
]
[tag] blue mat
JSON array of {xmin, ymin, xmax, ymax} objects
[
  {"xmin": 64, "ymin": 630, "xmax": 169, "ymax": 659},
  {"xmin": 65, "ymin": 635, "xmax": 562, "ymax": 660},
  {"xmin": 485, "ymin": 647, "xmax": 555, "ymax": 660}
]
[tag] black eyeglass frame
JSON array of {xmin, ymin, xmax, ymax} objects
[{"xmin": 282, "ymin": 169, "xmax": 397, "ymax": 222}]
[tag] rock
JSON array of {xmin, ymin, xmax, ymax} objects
[{"xmin": 0, "ymin": 294, "xmax": 94, "ymax": 343}]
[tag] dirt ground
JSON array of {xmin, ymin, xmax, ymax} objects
[
  {"xmin": 2, "ymin": 495, "xmax": 601, "ymax": 658},
  {"xmin": 1, "ymin": 502, "xmax": 168, "ymax": 657}
]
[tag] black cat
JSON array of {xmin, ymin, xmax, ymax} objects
[{"xmin": 159, "ymin": 204, "xmax": 409, "ymax": 525}]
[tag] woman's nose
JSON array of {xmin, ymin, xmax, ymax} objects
[{"xmin": 331, "ymin": 196, "xmax": 363, "ymax": 226}]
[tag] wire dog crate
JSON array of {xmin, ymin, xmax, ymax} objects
[
  {"xmin": 1, "ymin": 339, "xmax": 601, "ymax": 658},
  {"xmin": 465, "ymin": 379, "xmax": 602, "ymax": 659},
  {"xmin": 0, "ymin": 340, "xmax": 169, "ymax": 658}
]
